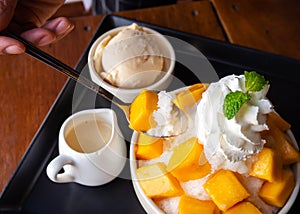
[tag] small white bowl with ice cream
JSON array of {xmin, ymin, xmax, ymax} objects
[{"xmin": 88, "ymin": 23, "xmax": 175, "ymax": 103}]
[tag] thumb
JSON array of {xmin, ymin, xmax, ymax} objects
[{"xmin": 0, "ymin": 0, "xmax": 17, "ymax": 31}]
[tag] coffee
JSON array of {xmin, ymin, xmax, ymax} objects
[{"xmin": 65, "ymin": 119, "xmax": 112, "ymax": 153}]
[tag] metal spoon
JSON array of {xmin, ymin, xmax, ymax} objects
[{"xmin": 6, "ymin": 32, "xmax": 187, "ymax": 138}]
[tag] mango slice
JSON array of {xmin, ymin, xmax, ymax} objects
[
  {"xmin": 179, "ymin": 195, "xmax": 220, "ymax": 214},
  {"xmin": 263, "ymin": 122, "xmax": 300, "ymax": 165},
  {"xmin": 129, "ymin": 89, "xmax": 158, "ymax": 132},
  {"xmin": 259, "ymin": 169, "xmax": 295, "ymax": 207},
  {"xmin": 136, "ymin": 162, "xmax": 183, "ymax": 198},
  {"xmin": 167, "ymin": 137, "xmax": 211, "ymax": 182},
  {"xmin": 203, "ymin": 169, "xmax": 250, "ymax": 212},
  {"xmin": 249, "ymin": 147, "xmax": 282, "ymax": 182},
  {"xmin": 173, "ymin": 83, "xmax": 208, "ymax": 109},
  {"xmin": 267, "ymin": 111, "xmax": 291, "ymax": 132},
  {"xmin": 223, "ymin": 201, "xmax": 262, "ymax": 214},
  {"xmin": 135, "ymin": 133, "xmax": 164, "ymax": 160}
]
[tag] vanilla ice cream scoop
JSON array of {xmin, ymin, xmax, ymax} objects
[{"xmin": 93, "ymin": 23, "xmax": 165, "ymax": 89}]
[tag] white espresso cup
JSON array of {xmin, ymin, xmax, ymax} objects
[{"xmin": 46, "ymin": 108, "xmax": 127, "ymax": 186}]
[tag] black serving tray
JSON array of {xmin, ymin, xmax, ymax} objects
[{"xmin": 1, "ymin": 15, "xmax": 300, "ymax": 214}]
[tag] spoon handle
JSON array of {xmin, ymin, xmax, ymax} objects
[{"xmin": 4, "ymin": 31, "xmax": 128, "ymax": 106}]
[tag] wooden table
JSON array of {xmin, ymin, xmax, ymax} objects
[{"xmin": 1, "ymin": 0, "xmax": 299, "ymax": 194}]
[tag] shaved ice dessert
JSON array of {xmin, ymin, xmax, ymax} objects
[{"xmin": 132, "ymin": 71, "xmax": 300, "ymax": 214}]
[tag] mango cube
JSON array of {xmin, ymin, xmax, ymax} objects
[
  {"xmin": 263, "ymin": 123, "xmax": 300, "ymax": 165},
  {"xmin": 259, "ymin": 169, "xmax": 296, "ymax": 207},
  {"xmin": 136, "ymin": 162, "xmax": 183, "ymax": 198},
  {"xmin": 173, "ymin": 83, "xmax": 207, "ymax": 109},
  {"xmin": 167, "ymin": 137, "xmax": 211, "ymax": 181},
  {"xmin": 249, "ymin": 147, "xmax": 282, "ymax": 182},
  {"xmin": 135, "ymin": 133, "xmax": 164, "ymax": 160},
  {"xmin": 224, "ymin": 201, "xmax": 262, "ymax": 214},
  {"xmin": 267, "ymin": 111, "xmax": 291, "ymax": 132},
  {"xmin": 129, "ymin": 89, "xmax": 158, "ymax": 132},
  {"xmin": 203, "ymin": 170, "xmax": 250, "ymax": 212},
  {"xmin": 179, "ymin": 195, "xmax": 220, "ymax": 214}
]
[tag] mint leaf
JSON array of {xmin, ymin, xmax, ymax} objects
[
  {"xmin": 223, "ymin": 91, "xmax": 251, "ymax": 119},
  {"xmin": 245, "ymin": 71, "xmax": 269, "ymax": 92},
  {"xmin": 222, "ymin": 71, "xmax": 268, "ymax": 119}
]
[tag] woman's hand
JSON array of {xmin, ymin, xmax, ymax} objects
[{"xmin": 0, "ymin": 0, "xmax": 74, "ymax": 55}]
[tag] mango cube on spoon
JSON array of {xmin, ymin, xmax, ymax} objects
[{"xmin": 129, "ymin": 89, "xmax": 158, "ymax": 132}]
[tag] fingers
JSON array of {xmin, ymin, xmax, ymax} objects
[
  {"xmin": 42, "ymin": 17, "xmax": 74, "ymax": 41},
  {"xmin": 0, "ymin": 16, "xmax": 74, "ymax": 55},
  {"xmin": 0, "ymin": 0, "xmax": 73, "ymax": 55},
  {"xmin": 0, "ymin": 36, "xmax": 25, "ymax": 54},
  {"xmin": 20, "ymin": 17, "xmax": 74, "ymax": 47},
  {"xmin": 0, "ymin": 0, "xmax": 24, "ymax": 54},
  {"xmin": 20, "ymin": 28, "xmax": 56, "ymax": 46}
]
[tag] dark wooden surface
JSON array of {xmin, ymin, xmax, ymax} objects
[
  {"xmin": 115, "ymin": 1, "xmax": 225, "ymax": 41},
  {"xmin": 0, "ymin": 0, "xmax": 299, "ymax": 194},
  {"xmin": 211, "ymin": 0, "xmax": 300, "ymax": 59}
]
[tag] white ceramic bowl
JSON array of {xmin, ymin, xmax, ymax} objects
[
  {"xmin": 88, "ymin": 24, "xmax": 175, "ymax": 103},
  {"xmin": 130, "ymin": 131, "xmax": 167, "ymax": 214},
  {"xmin": 130, "ymin": 120, "xmax": 300, "ymax": 214}
]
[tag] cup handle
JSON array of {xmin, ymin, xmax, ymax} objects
[{"xmin": 46, "ymin": 155, "xmax": 75, "ymax": 183}]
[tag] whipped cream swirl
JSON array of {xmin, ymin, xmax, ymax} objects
[{"xmin": 196, "ymin": 74, "xmax": 273, "ymax": 163}]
